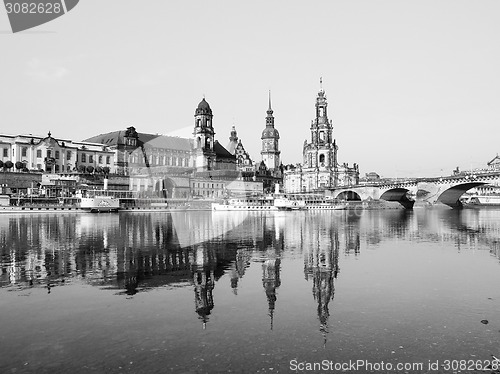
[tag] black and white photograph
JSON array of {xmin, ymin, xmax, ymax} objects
[{"xmin": 1, "ymin": 1, "xmax": 500, "ymax": 373}]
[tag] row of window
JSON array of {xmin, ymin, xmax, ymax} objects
[
  {"xmin": 129, "ymin": 154, "xmax": 188, "ymax": 167},
  {"xmin": 1, "ymin": 148, "xmax": 112, "ymax": 165},
  {"xmin": 80, "ymin": 154, "xmax": 111, "ymax": 164},
  {"xmin": 191, "ymin": 182, "xmax": 222, "ymax": 189}
]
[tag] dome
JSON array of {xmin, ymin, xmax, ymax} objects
[
  {"xmin": 261, "ymin": 127, "xmax": 280, "ymax": 139},
  {"xmin": 195, "ymin": 98, "xmax": 212, "ymax": 116}
]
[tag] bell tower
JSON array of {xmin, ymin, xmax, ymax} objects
[
  {"xmin": 193, "ymin": 98, "xmax": 216, "ymax": 170},
  {"xmin": 260, "ymin": 91, "xmax": 281, "ymax": 171}
]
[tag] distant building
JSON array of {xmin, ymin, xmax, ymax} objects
[
  {"xmin": 0, "ymin": 131, "xmax": 115, "ymax": 174},
  {"xmin": 284, "ymin": 82, "xmax": 359, "ymax": 193},
  {"xmin": 487, "ymin": 154, "xmax": 500, "ymax": 170}
]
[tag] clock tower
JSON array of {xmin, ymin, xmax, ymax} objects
[{"xmin": 261, "ymin": 91, "xmax": 281, "ymax": 171}]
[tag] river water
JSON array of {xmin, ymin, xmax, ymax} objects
[{"xmin": 1, "ymin": 208, "xmax": 500, "ymax": 373}]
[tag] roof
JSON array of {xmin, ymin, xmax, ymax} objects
[
  {"xmin": 195, "ymin": 98, "xmax": 212, "ymax": 116},
  {"xmin": 84, "ymin": 131, "xmax": 161, "ymax": 148},
  {"xmin": 142, "ymin": 135, "xmax": 191, "ymax": 151},
  {"xmin": 261, "ymin": 127, "xmax": 280, "ymax": 139},
  {"xmin": 487, "ymin": 154, "xmax": 500, "ymax": 166},
  {"xmin": 213, "ymin": 140, "xmax": 235, "ymax": 160}
]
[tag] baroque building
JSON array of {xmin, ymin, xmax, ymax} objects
[
  {"xmin": 284, "ymin": 82, "xmax": 359, "ymax": 193},
  {"xmin": 85, "ymin": 98, "xmax": 262, "ymax": 199},
  {"xmin": 0, "ymin": 131, "xmax": 115, "ymax": 174}
]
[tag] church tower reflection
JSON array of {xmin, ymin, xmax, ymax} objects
[
  {"xmin": 260, "ymin": 214, "xmax": 285, "ymax": 329},
  {"xmin": 304, "ymin": 227, "xmax": 340, "ymax": 345},
  {"xmin": 190, "ymin": 245, "xmax": 217, "ymax": 329},
  {"xmin": 262, "ymin": 257, "xmax": 281, "ymax": 330}
]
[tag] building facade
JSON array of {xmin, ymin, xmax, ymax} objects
[
  {"xmin": 284, "ymin": 84, "xmax": 359, "ymax": 193},
  {"xmin": 0, "ymin": 132, "xmax": 115, "ymax": 174}
]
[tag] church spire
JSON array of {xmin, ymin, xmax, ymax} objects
[{"xmin": 267, "ymin": 90, "xmax": 273, "ymax": 118}]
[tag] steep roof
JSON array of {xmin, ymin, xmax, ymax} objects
[{"xmin": 213, "ymin": 140, "xmax": 235, "ymax": 160}]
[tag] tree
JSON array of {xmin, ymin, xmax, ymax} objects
[
  {"xmin": 86, "ymin": 165, "xmax": 94, "ymax": 174},
  {"xmin": 95, "ymin": 166, "xmax": 103, "ymax": 174},
  {"xmin": 78, "ymin": 165, "xmax": 86, "ymax": 173},
  {"xmin": 22, "ymin": 167, "xmax": 29, "ymax": 173},
  {"xmin": 102, "ymin": 166, "xmax": 110, "ymax": 175},
  {"xmin": 0, "ymin": 160, "xmax": 3, "ymax": 169},
  {"xmin": 4, "ymin": 161, "xmax": 13, "ymax": 170},
  {"xmin": 15, "ymin": 161, "xmax": 23, "ymax": 171}
]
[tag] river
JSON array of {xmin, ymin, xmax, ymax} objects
[{"xmin": 1, "ymin": 208, "xmax": 500, "ymax": 373}]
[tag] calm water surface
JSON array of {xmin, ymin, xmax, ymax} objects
[{"xmin": 1, "ymin": 208, "xmax": 500, "ymax": 373}]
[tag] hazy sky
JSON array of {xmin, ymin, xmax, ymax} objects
[{"xmin": 1, "ymin": 1, "xmax": 499, "ymax": 177}]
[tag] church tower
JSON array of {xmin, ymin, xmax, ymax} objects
[
  {"xmin": 193, "ymin": 98, "xmax": 216, "ymax": 171},
  {"xmin": 261, "ymin": 92, "xmax": 281, "ymax": 171},
  {"xmin": 303, "ymin": 79, "xmax": 338, "ymax": 188}
]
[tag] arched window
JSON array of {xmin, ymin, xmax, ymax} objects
[
  {"xmin": 319, "ymin": 132, "xmax": 325, "ymax": 142},
  {"xmin": 319, "ymin": 154, "xmax": 325, "ymax": 164}
]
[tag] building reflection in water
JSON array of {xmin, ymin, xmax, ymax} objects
[
  {"xmin": 303, "ymin": 215, "xmax": 340, "ymax": 346},
  {"xmin": 191, "ymin": 245, "xmax": 217, "ymax": 329},
  {"xmin": 2, "ymin": 209, "xmax": 500, "ymax": 331}
]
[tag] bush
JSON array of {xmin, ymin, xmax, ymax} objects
[
  {"xmin": 4, "ymin": 161, "xmax": 13, "ymax": 170},
  {"xmin": 77, "ymin": 165, "xmax": 86, "ymax": 173},
  {"xmin": 15, "ymin": 161, "xmax": 23, "ymax": 170},
  {"xmin": 86, "ymin": 166, "xmax": 94, "ymax": 174}
]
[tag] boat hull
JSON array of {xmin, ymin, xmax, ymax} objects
[{"xmin": 79, "ymin": 197, "xmax": 120, "ymax": 213}]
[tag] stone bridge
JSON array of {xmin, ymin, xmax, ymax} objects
[{"xmin": 329, "ymin": 172, "xmax": 500, "ymax": 208}]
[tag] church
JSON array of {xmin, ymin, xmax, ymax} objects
[{"xmin": 284, "ymin": 82, "xmax": 359, "ymax": 193}]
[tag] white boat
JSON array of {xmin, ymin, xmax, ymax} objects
[
  {"xmin": 462, "ymin": 194, "xmax": 500, "ymax": 207},
  {"xmin": 295, "ymin": 194, "xmax": 347, "ymax": 210},
  {"xmin": 212, "ymin": 195, "xmax": 304, "ymax": 211},
  {"xmin": 79, "ymin": 196, "xmax": 120, "ymax": 213}
]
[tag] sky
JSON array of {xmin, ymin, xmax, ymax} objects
[{"xmin": 1, "ymin": 0, "xmax": 499, "ymax": 178}]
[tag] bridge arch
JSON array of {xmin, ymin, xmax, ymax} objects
[
  {"xmin": 437, "ymin": 182, "xmax": 487, "ymax": 208},
  {"xmin": 379, "ymin": 188, "xmax": 414, "ymax": 209},
  {"xmin": 336, "ymin": 190, "xmax": 362, "ymax": 201}
]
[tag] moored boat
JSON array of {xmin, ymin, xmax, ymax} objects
[
  {"xmin": 462, "ymin": 194, "xmax": 500, "ymax": 208},
  {"xmin": 79, "ymin": 196, "xmax": 120, "ymax": 213}
]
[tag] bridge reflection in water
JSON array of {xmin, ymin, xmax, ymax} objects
[{"xmin": 1, "ymin": 209, "xmax": 500, "ymax": 372}]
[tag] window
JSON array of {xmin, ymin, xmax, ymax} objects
[
  {"xmin": 47, "ymin": 150, "xmax": 51, "ymax": 158},
  {"xmin": 37, "ymin": 150, "xmax": 42, "ymax": 158},
  {"xmin": 21, "ymin": 147, "xmax": 27, "ymax": 157},
  {"xmin": 3, "ymin": 148, "xmax": 8, "ymax": 157},
  {"xmin": 89, "ymin": 155, "xmax": 93, "ymax": 163},
  {"xmin": 55, "ymin": 151, "xmax": 60, "ymax": 159},
  {"xmin": 106, "ymin": 156, "xmax": 110, "ymax": 164},
  {"xmin": 81, "ymin": 153, "xmax": 86, "ymax": 163},
  {"xmin": 319, "ymin": 154, "xmax": 325, "ymax": 163},
  {"xmin": 67, "ymin": 151, "xmax": 71, "ymax": 160},
  {"xmin": 98, "ymin": 156, "xmax": 103, "ymax": 164}
]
